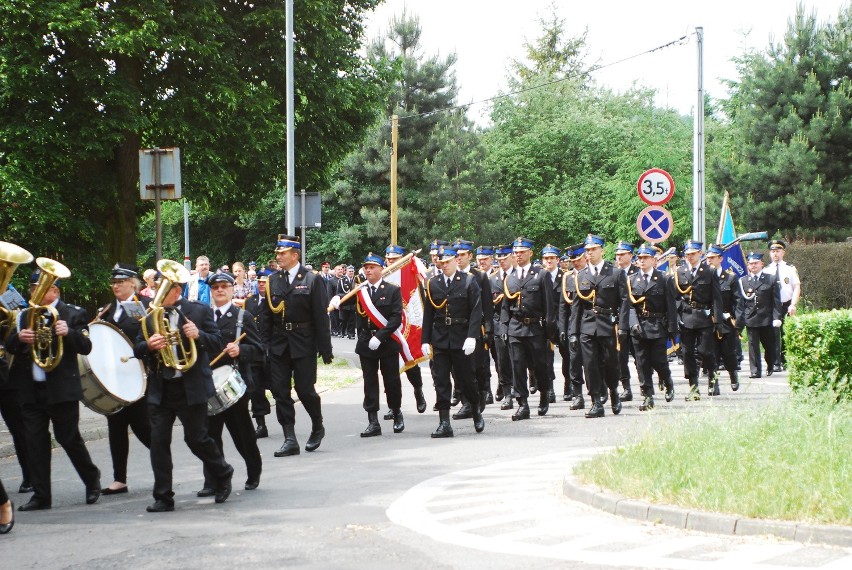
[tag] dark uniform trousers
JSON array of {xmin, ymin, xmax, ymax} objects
[
  {"xmin": 270, "ymin": 351, "xmax": 322, "ymax": 427},
  {"xmin": 204, "ymin": 392, "xmax": 262, "ymax": 487},
  {"xmin": 503, "ymin": 268, "xmax": 554, "ymax": 403},
  {"xmin": 620, "ymin": 269, "xmax": 678, "ymax": 396},
  {"xmin": 244, "ymin": 296, "xmax": 271, "ymax": 419},
  {"xmin": 0, "ymin": 386, "xmax": 31, "ymax": 484},
  {"xmin": 714, "ymin": 270, "xmax": 741, "ymax": 375},
  {"xmin": 355, "ymin": 281, "xmax": 403, "ymax": 412},
  {"xmin": 422, "ymin": 272, "xmax": 483, "ymax": 412},
  {"xmin": 102, "ymin": 298, "xmax": 152, "ymax": 484},
  {"xmin": 493, "ymin": 335, "xmax": 513, "ymax": 397},
  {"xmin": 570, "ymin": 264, "xmax": 624, "ymax": 398},
  {"xmin": 675, "ymin": 263, "xmax": 721, "ymax": 385}
]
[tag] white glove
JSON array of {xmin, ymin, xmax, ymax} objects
[
  {"xmin": 772, "ymin": 319, "xmax": 782, "ymax": 328},
  {"xmin": 421, "ymin": 344, "xmax": 431, "ymax": 358},
  {"xmin": 722, "ymin": 312, "xmax": 731, "ymax": 320},
  {"xmin": 462, "ymin": 337, "xmax": 476, "ymax": 355},
  {"xmin": 368, "ymin": 336, "xmax": 381, "ymax": 351},
  {"xmin": 329, "ymin": 295, "xmax": 341, "ymax": 310}
]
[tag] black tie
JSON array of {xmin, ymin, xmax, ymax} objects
[
  {"xmin": 214, "ymin": 308, "xmax": 222, "ymax": 322},
  {"xmin": 643, "ymin": 273, "xmax": 649, "ymax": 284},
  {"xmin": 520, "ymin": 268, "xmax": 525, "ymax": 280},
  {"xmin": 775, "ymin": 264, "xmax": 780, "ymax": 283},
  {"xmin": 370, "ymin": 285, "xmax": 376, "ymax": 299},
  {"xmin": 445, "ymin": 277, "xmax": 451, "ymax": 289},
  {"xmin": 283, "ymin": 271, "xmax": 290, "ymax": 288},
  {"xmin": 593, "ymin": 266, "xmax": 598, "ymax": 277}
]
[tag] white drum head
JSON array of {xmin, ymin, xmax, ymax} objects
[{"xmin": 87, "ymin": 322, "xmax": 145, "ymax": 402}]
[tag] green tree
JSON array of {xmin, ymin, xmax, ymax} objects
[
  {"xmin": 714, "ymin": 3, "xmax": 852, "ymax": 240},
  {"xmin": 0, "ymin": 0, "xmax": 389, "ymax": 304}
]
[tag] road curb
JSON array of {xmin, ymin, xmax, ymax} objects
[{"xmin": 562, "ymin": 471, "xmax": 852, "ymax": 548}]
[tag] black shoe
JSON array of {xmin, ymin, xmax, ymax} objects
[
  {"xmin": 215, "ymin": 473, "xmax": 233, "ymax": 504},
  {"xmin": 529, "ymin": 383, "xmax": 538, "ymax": 395},
  {"xmin": 274, "ymin": 425, "xmax": 300, "ymax": 457},
  {"xmin": 500, "ymin": 398, "xmax": 514, "ymax": 410},
  {"xmin": 766, "ymin": 369, "xmax": 774, "ymax": 377},
  {"xmin": 361, "ymin": 412, "xmax": 382, "ymax": 437},
  {"xmin": 431, "ymin": 411, "xmax": 453, "ymax": 438},
  {"xmin": 685, "ymin": 385, "xmax": 701, "ymax": 401},
  {"xmin": 146, "ymin": 500, "xmax": 174, "ymax": 513},
  {"xmin": 730, "ymin": 372, "xmax": 740, "ymax": 392},
  {"xmin": 708, "ymin": 375, "xmax": 720, "ymax": 396},
  {"xmin": 18, "ymin": 482, "xmax": 33, "ymax": 494},
  {"xmin": 450, "ymin": 391, "xmax": 461, "ymax": 407},
  {"xmin": 196, "ymin": 487, "xmax": 215, "ymax": 498},
  {"xmin": 600, "ymin": 391, "xmax": 608, "ymax": 405},
  {"xmin": 562, "ymin": 393, "xmax": 571, "ymax": 402},
  {"xmin": 665, "ymin": 381, "xmax": 675, "ymax": 402},
  {"xmin": 512, "ymin": 401, "xmax": 530, "ymax": 421},
  {"xmin": 101, "ymin": 486, "xmax": 128, "ymax": 496},
  {"xmin": 537, "ymin": 396, "xmax": 549, "ymax": 416},
  {"xmin": 773, "ymin": 364, "xmax": 783, "ymax": 372},
  {"xmin": 382, "ymin": 409, "xmax": 394, "ymax": 420},
  {"xmin": 245, "ymin": 479, "xmax": 260, "ymax": 491},
  {"xmin": 432, "ymin": 403, "xmax": 439, "ymax": 411},
  {"xmin": 18, "ymin": 498, "xmax": 51, "ymax": 512},
  {"xmin": 392, "ymin": 410, "xmax": 405, "ymax": 433},
  {"xmin": 548, "ymin": 390, "xmax": 556, "ymax": 404},
  {"xmin": 485, "ymin": 391, "xmax": 494, "ymax": 405},
  {"xmin": 86, "ymin": 488, "xmax": 101, "ymax": 505},
  {"xmin": 495, "ymin": 385, "xmax": 504, "ymax": 401},
  {"xmin": 452, "ymin": 403, "xmax": 472, "ymax": 420},
  {"xmin": 569, "ymin": 395, "xmax": 585, "ymax": 410},
  {"xmin": 610, "ymin": 390, "xmax": 622, "ymax": 415},
  {"xmin": 414, "ymin": 388, "xmax": 427, "ymax": 413},
  {"xmin": 473, "ymin": 411, "xmax": 485, "ymax": 433},
  {"xmin": 585, "ymin": 399, "xmax": 605, "ymax": 418},
  {"xmin": 620, "ymin": 387, "xmax": 633, "ymax": 402},
  {"xmin": 639, "ymin": 396, "xmax": 655, "ymax": 411},
  {"xmin": 749, "ymin": 373, "xmax": 762, "ymax": 379},
  {"xmin": 254, "ymin": 424, "xmax": 268, "ymax": 439},
  {"xmin": 0, "ymin": 500, "xmax": 14, "ymax": 534},
  {"xmin": 305, "ymin": 425, "xmax": 325, "ymax": 452}
]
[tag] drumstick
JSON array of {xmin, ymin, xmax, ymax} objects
[{"xmin": 209, "ymin": 332, "xmax": 247, "ymax": 367}]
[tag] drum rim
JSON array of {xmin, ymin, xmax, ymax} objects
[{"xmin": 81, "ymin": 320, "xmax": 147, "ymax": 402}]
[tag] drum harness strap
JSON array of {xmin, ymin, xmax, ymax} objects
[{"xmin": 233, "ymin": 308, "xmax": 245, "ymax": 368}]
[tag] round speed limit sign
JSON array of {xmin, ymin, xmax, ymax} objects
[{"xmin": 637, "ymin": 168, "xmax": 675, "ymax": 206}]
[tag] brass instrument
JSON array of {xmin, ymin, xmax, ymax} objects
[
  {"xmin": 140, "ymin": 259, "xmax": 197, "ymax": 371},
  {"xmin": 28, "ymin": 257, "xmax": 71, "ymax": 372},
  {"xmin": 0, "ymin": 241, "xmax": 34, "ymax": 339}
]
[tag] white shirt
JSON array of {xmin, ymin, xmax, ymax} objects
[
  {"xmin": 548, "ymin": 268, "xmax": 559, "ymax": 282},
  {"xmin": 213, "ymin": 301, "xmax": 233, "ymax": 320},
  {"xmin": 441, "ymin": 272, "xmax": 456, "ymax": 287},
  {"xmin": 589, "ymin": 261, "xmax": 604, "ymax": 275},
  {"xmin": 282, "ymin": 263, "xmax": 300, "ymax": 283},
  {"xmin": 763, "ymin": 261, "xmax": 800, "ymax": 303},
  {"xmin": 515, "ymin": 263, "xmax": 532, "ymax": 279}
]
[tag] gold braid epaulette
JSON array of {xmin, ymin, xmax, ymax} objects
[
  {"xmin": 673, "ymin": 267, "xmax": 693, "ymax": 300},
  {"xmin": 266, "ymin": 276, "xmax": 285, "ymax": 315},
  {"xmin": 425, "ymin": 277, "xmax": 447, "ymax": 310},
  {"xmin": 573, "ymin": 270, "xmax": 596, "ymax": 303},
  {"xmin": 625, "ymin": 272, "xmax": 646, "ymax": 305},
  {"xmin": 561, "ymin": 270, "xmax": 574, "ymax": 304},
  {"xmin": 502, "ymin": 273, "xmax": 521, "ymax": 308}
]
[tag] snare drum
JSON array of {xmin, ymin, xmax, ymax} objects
[
  {"xmin": 207, "ymin": 365, "xmax": 246, "ymax": 416},
  {"xmin": 78, "ymin": 321, "xmax": 147, "ymax": 415}
]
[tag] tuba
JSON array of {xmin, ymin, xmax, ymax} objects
[
  {"xmin": 28, "ymin": 257, "xmax": 71, "ymax": 372},
  {"xmin": 140, "ymin": 259, "xmax": 197, "ymax": 371},
  {"xmin": 0, "ymin": 242, "xmax": 34, "ymax": 353}
]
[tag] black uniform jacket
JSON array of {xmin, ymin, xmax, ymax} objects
[
  {"xmin": 336, "ymin": 275, "xmax": 356, "ymax": 312},
  {"xmin": 714, "ymin": 268, "xmax": 742, "ymax": 335},
  {"xmin": 568, "ymin": 261, "xmax": 626, "ymax": 338},
  {"xmin": 422, "ymin": 272, "xmax": 483, "ymax": 350},
  {"xmin": 260, "ymin": 265, "xmax": 332, "ymax": 359},
  {"xmin": 674, "ymin": 261, "xmax": 722, "ymax": 329},
  {"xmin": 619, "ymin": 269, "xmax": 678, "ymax": 339},
  {"xmin": 735, "ymin": 272, "xmax": 782, "ymax": 328},
  {"xmin": 7, "ymin": 300, "xmax": 92, "ymax": 405},
  {"xmin": 133, "ymin": 298, "xmax": 223, "ymax": 407},
  {"xmin": 489, "ymin": 269, "xmax": 509, "ymax": 337},
  {"xmin": 501, "ymin": 266, "xmax": 555, "ymax": 338},
  {"xmin": 557, "ymin": 268, "xmax": 580, "ymax": 338},
  {"xmin": 464, "ymin": 266, "xmax": 493, "ymax": 336},
  {"xmin": 213, "ymin": 304, "xmax": 264, "ymax": 391},
  {"xmin": 354, "ymin": 281, "xmax": 403, "ymax": 359}
]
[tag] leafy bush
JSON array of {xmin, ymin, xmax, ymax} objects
[
  {"xmin": 785, "ymin": 309, "xmax": 852, "ymax": 399},
  {"xmin": 785, "ymin": 242, "xmax": 852, "ymax": 310}
]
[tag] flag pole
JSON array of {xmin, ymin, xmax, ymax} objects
[{"xmin": 716, "ymin": 190, "xmax": 729, "ymax": 245}]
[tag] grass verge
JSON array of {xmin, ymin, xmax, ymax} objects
[{"xmin": 573, "ymin": 394, "xmax": 851, "ymax": 525}]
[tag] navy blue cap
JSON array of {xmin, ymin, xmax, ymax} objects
[
  {"xmin": 584, "ymin": 234, "xmax": 605, "ymax": 248},
  {"xmin": 635, "ymin": 244, "xmax": 657, "ymax": 257},
  {"xmin": 615, "ymin": 241, "xmax": 635, "ymax": 254},
  {"xmin": 208, "ymin": 271, "xmax": 236, "ymax": 285},
  {"xmin": 495, "ymin": 245, "xmax": 513, "ymax": 259},
  {"xmin": 560, "ymin": 251, "xmax": 571, "ymax": 261},
  {"xmin": 706, "ymin": 244, "xmax": 725, "ymax": 257},
  {"xmin": 541, "ymin": 244, "xmax": 560, "ymax": 257},
  {"xmin": 768, "ymin": 239, "xmax": 787, "ymax": 250},
  {"xmin": 275, "ymin": 234, "xmax": 301, "ymax": 251},
  {"xmin": 362, "ymin": 252, "xmax": 385, "ymax": 267},
  {"xmin": 385, "ymin": 244, "xmax": 406, "ymax": 258},
  {"xmin": 454, "ymin": 239, "xmax": 475, "ymax": 252},
  {"xmin": 438, "ymin": 244, "xmax": 458, "ymax": 261},
  {"xmin": 430, "ymin": 239, "xmax": 449, "ymax": 255},
  {"xmin": 568, "ymin": 244, "xmax": 586, "ymax": 260},
  {"xmin": 512, "ymin": 237, "xmax": 534, "ymax": 251},
  {"xmin": 111, "ymin": 262, "xmax": 139, "ymax": 280},
  {"xmin": 663, "ymin": 246, "xmax": 679, "ymax": 258},
  {"xmin": 747, "ymin": 251, "xmax": 764, "ymax": 261},
  {"xmin": 476, "ymin": 245, "xmax": 495, "ymax": 257},
  {"xmin": 683, "ymin": 240, "xmax": 703, "ymax": 254},
  {"xmin": 532, "ymin": 259, "xmax": 543, "ymax": 267}
]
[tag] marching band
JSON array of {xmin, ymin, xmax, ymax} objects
[{"xmin": 0, "ymin": 230, "xmax": 786, "ymax": 520}]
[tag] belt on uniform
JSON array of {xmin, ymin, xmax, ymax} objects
[
  {"xmin": 639, "ymin": 310, "xmax": 667, "ymax": 319},
  {"xmin": 687, "ymin": 301, "xmax": 710, "ymax": 310},
  {"xmin": 435, "ymin": 317, "xmax": 468, "ymax": 326},
  {"xmin": 281, "ymin": 321, "xmax": 313, "ymax": 331},
  {"xmin": 591, "ymin": 305, "xmax": 615, "ymax": 316},
  {"xmin": 512, "ymin": 314, "xmax": 543, "ymax": 325}
]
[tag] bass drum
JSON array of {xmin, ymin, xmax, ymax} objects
[
  {"xmin": 207, "ymin": 365, "xmax": 246, "ymax": 416},
  {"xmin": 78, "ymin": 321, "xmax": 146, "ymax": 415}
]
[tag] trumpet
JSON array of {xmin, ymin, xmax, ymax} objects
[
  {"xmin": 0, "ymin": 241, "xmax": 34, "ymax": 339},
  {"xmin": 28, "ymin": 257, "xmax": 71, "ymax": 372},
  {"xmin": 140, "ymin": 259, "xmax": 197, "ymax": 371}
]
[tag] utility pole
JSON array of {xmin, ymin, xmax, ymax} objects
[
  {"xmin": 693, "ymin": 26, "xmax": 706, "ymax": 244},
  {"xmin": 390, "ymin": 114, "xmax": 398, "ymax": 244},
  {"xmin": 285, "ymin": 0, "xmax": 295, "ymax": 235}
]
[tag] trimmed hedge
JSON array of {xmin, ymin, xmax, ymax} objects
[
  {"xmin": 785, "ymin": 309, "xmax": 852, "ymax": 399},
  {"xmin": 785, "ymin": 242, "xmax": 852, "ymax": 310}
]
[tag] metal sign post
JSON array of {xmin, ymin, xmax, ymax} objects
[{"xmin": 139, "ymin": 147, "xmax": 182, "ymax": 261}]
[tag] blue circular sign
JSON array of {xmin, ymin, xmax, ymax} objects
[{"xmin": 636, "ymin": 206, "xmax": 673, "ymax": 244}]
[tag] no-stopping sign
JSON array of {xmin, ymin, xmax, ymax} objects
[
  {"xmin": 636, "ymin": 206, "xmax": 674, "ymax": 244},
  {"xmin": 637, "ymin": 168, "xmax": 675, "ymax": 206}
]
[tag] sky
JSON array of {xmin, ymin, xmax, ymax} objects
[{"xmin": 364, "ymin": 0, "xmax": 848, "ymax": 123}]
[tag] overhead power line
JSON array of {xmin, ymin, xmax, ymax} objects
[{"xmin": 395, "ymin": 34, "xmax": 690, "ymax": 123}]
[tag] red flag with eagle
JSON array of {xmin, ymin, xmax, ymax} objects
[{"xmin": 357, "ymin": 256, "xmax": 429, "ymax": 372}]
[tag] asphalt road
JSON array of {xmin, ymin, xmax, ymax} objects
[{"xmin": 1, "ymin": 337, "xmax": 849, "ymax": 569}]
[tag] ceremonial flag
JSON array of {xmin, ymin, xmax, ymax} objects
[
  {"xmin": 359, "ymin": 255, "xmax": 429, "ymax": 372},
  {"xmin": 717, "ymin": 192, "xmax": 747, "ymax": 278}
]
